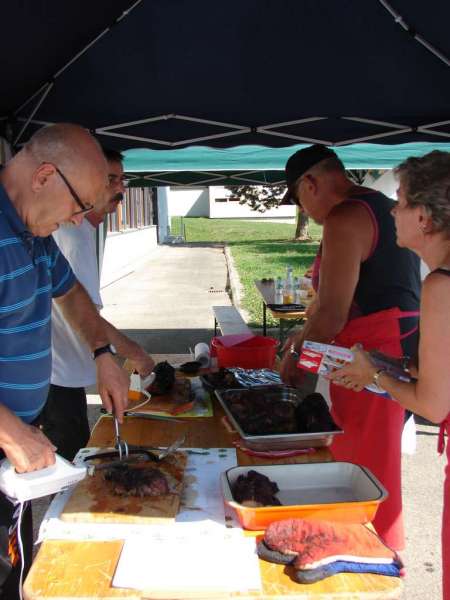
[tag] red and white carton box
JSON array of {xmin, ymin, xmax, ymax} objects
[
  {"xmin": 298, "ymin": 340, "xmax": 412, "ymax": 397},
  {"xmin": 298, "ymin": 341, "xmax": 354, "ymax": 377}
]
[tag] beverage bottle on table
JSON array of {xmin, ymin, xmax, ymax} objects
[
  {"xmin": 283, "ymin": 266, "xmax": 294, "ymax": 304},
  {"xmin": 294, "ymin": 281, "xmax": 302, "ymax": 304},
  {"xmin": 275, "ymin": 277, "xmax": 283, "ymax": 304}
]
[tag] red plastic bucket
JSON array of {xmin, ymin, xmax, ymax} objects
[{"xmin": 211, "ymin": 335, "xmax": 279, "ymax": 369}]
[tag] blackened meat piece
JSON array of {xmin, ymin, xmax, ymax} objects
[
  {"xmin": 227, "ymin": 390, "xmax": 297, "ymax": 434},
  {"xmin": 202, "ymin": 369, "xmax": 239, "ymax": 389},
  {"xmin": 296, "ymin": 393, "xmax": 336, "ymax": 433},
  {"xmin": 232, "ymin": 470, "xmax": 281, "ymax": 507},
  {"xmin": 147, "ymin": 361, "xmax": 176, "ymax": 395},
  {"xmin": 178, "ymin": 360, "xmax": 202, "ymax": 375},
  {"xmin": 104, "ymin": 464, "xmax": 170, "ymax": 497}
]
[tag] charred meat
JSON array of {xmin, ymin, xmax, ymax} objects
[
  {"xmin": 223, "ymin": 388, "xmax": 336, "ymax": 436},
  {"xmin": 296, "ymin": 393, "xmax": 336, "ymax": 433},
  {"xmin": 226, "ymin": 389, "xmax": 297, "ymax": 435},
  {"xmin": 178, "ymin": 360, "xmax": 202, "ymax": 375},
  {"xmin": 147, "ymin": 361, "xmax": 176, "ymax": 395},
  {"xmin": 201, "ymin": 368, "xmax": 240, "ymax": 390},
  {"xmin": 104, "ymin": 464, "xmax": 170, "ymax": 497},
  {"xmin": 233, "ymin": 470, "xmax": 281, "ymax": 507}
]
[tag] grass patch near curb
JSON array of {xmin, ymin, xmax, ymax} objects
[{"xmin": 171, "ymin": 217, "xmax": 321, "ymax": 327}]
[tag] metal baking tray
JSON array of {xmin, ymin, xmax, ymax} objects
[
  {"xmin": 222, "ymin": 462, "xmax": 387, "ymax": 530},
  {"xmin": 215, "ymin": 386, "xmax": 342, "ymax": 450}
]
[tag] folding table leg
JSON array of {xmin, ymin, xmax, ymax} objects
[{"xmin": 263, "ymin": 303, "xmax": 267, "ymax": 336}]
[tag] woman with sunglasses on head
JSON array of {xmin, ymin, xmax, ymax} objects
[{"xmin": 330, "ymin": 150, "xmax": 450, "ymax": 600}]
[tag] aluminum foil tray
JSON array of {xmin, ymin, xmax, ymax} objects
[{"xmin": 230, "ymin": 368, "xmax": 282, "ymax": 387}]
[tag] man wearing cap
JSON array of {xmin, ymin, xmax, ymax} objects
[
  {"xmin": 38, "ymin": 148, "xmax": 155, "ymax": 461},
  {"xmin": 280, "ymin": 144, "xmax": 421, "ymax": 551}
]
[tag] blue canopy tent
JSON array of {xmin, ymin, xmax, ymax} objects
[{"xmin": 1, "ymin": 1, "xmax": 449, "ymax": 153}]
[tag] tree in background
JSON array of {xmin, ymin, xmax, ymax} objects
[
  {"xmin": 225, "ymin": 184, "xmax": 311, "ymax": 240},
  {"xmin": 225, "ymin": 170, "xmax": 386, "ymax": 242}
]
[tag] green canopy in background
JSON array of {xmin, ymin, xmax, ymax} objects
[{"xmin": 123, "ymin": 142, "xmax": 450, "ymax": 187}]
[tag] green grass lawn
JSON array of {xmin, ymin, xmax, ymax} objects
[{"xmin": 171, "ymin": 217, "xmax": 321, "ymax": 328}]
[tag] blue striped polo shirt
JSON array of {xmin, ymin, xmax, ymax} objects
[{"xmin": 0, "ymin": 184, "xmax": 76, "ymax": 423}]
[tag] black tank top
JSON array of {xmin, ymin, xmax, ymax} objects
[{"xmin": 350, "ymin": 189, "xmax": 421, "ymax": 316}]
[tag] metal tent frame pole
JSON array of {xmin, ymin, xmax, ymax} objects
[{"xmin": 12, "ymin": 0, "xmax": 143, "ymax": 144}]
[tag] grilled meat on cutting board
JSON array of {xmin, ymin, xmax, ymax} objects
[
  {"xmin": 60, "ymin": 451, "xmax": 187, "ymax": 524},
  {"xmin": 104, "ymin": 464, "xmax": 170, "ymax": 497}
]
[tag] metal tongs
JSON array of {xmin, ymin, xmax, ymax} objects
[
  {"xmin": 113, "ymin": 413, "xmax": 129, "ymax": 460},
  {"xmin": 84, "ymin": 434, "xmax": 186, "ymax": 475}
]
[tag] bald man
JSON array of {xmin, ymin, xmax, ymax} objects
[
  {"xmin": 0, "ymin": 124, "xmax": 129, "ymax": 599},
  {"xmin": 40, "ymin": 148, "xmax": 155, "ymax": 461}
]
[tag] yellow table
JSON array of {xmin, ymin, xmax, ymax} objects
[
  {"xmin": 24, "ymin": 356, "xmax": 402, "ymax": 600},
  {"xmin": 254, "ymin": 280, "xmax": 312, "ymax": 340}
]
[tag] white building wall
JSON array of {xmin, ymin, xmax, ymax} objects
[
  {"xmin": 209, "ymin": 186, "xmax": 296, "ymax": 219},
  {"xmin": 363, "ymin": 170, "xmax": 397, "ymax": 199},
  {"xmin": 157, "ymin": 186, "xmax": 170, "ymax": 243},
  {"xmin": 100, "ymin": 226, "xmax": 158, "ymax": 288},
  {"xmin": 167, "ymin": 188, "xmax": 209, "ymax": 217},
  {"xmin": 164, "ymin": 185, "xmax": 295, "ymax": 220}
]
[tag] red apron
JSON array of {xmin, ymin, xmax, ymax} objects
[
  {"xmin": 439, "ymin": 417, "xmax": 450, "ymax": 600},
  {"xmin": 330, "ymin": 307, "xmax": 418, "ymax": 551}
]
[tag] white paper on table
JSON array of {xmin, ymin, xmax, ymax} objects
[
  {"xmin": 112, "ymin": 526, "xmax": 261, "ymax": 593},
  {"xmin": 37, "ymin": 448, "xmax": 237, "ymax": 542},
  {"xmin": 178, "ymin": 447, "xmax": 236, "ymax": 524}
]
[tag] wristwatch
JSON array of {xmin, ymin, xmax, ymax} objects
[
  {"xmin": 92, "ymin": 344, "xmax": 117, "ymax": 360},
  {"xmin": 372, "ymin": 368, "xmax": 386, "ymax": 386}
]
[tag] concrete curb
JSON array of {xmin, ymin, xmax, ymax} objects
[{"xmin": 223, "ymin": 245, "xmax": 252, "ymax": 324}]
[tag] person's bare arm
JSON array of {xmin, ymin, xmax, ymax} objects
[
  {"xmin": 280, "ymin": 202, "xmax": 373, "ymax": 385},
  {"xmin": 331, "ymin": 273, "xmax": 450, "ymax": 423},
  {"xmin": 0, "ymin": 405, "xmax": 56, "ymax": 472},
  {"xmin": 100, "ymin": 317, "xmax": 155, "ymax": 377},
  {"xmin": 54, "ymin": 282, "xmax": 129, "ymax": 421}
]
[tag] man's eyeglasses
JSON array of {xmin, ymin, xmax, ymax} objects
[
  {"xmin": 108, "ymin": 174, "xmax": 129, "ymax": 188},
  {"xmin": 54, "ymin": 166, "xmax": 94, "ymax": 215}
]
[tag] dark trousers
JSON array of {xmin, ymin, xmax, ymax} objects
[
  {"xmin": 38, "ymin": 384, "xmax": 90, "ymax": 461},
  {"xmin": 0, "ymin": 490, "xmax": 33, "ymax": 600}
]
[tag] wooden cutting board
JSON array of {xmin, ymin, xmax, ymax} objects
[
  {"xmin": 130, "ymin": 378, "xmax": 194, "ymax": 414},
  {"xmin": 61, "ymin": 451, "xmax": 187, "ymax": 524}
]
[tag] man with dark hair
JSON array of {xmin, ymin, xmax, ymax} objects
[
  {"xmin": 0, "ymin": 124, "xmax": 130, "ymax": 599},
  {"xmin": 280, "ymin": 144, "xmax": 421, "ymax": 551},
  {"xmin": 39, "ymin": 147, "xmax": 154, "ymax": 461}
]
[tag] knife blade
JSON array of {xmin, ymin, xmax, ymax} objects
[
  {"xmin": 124, "ymin": 411, "xmax": 184, "ymax": 423},
  {"xmin": 86, "ymin": 454, "xmax": 156, "ymax": 476}
]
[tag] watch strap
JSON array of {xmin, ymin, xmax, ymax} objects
[
  {"xmin": 372, "ymin": 368, "xmax": 386, "ymax": 386},
  {"xmin": 93, "ymin": 344, "xmax": 115, "ymax": 360}
]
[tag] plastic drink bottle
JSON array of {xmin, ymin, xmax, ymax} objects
[
  {"xmin": 283, "ymin": 265, "xmax": 294, "ymax": 303},
  {"xmin": 275, "ymin": 277, "xmax": 283, "ymax": 304}
]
